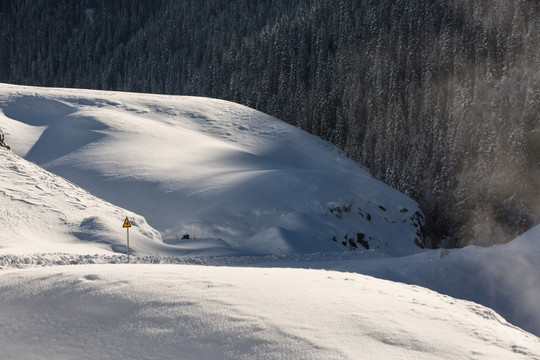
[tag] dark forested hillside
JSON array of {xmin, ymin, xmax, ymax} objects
[{"xmin": 1, "ymin": 0, "xmax": 539, "ymax": 247}]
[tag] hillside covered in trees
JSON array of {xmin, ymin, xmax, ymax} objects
[{"xmin": 1, "ymin": 0, "xmax": 538, "ymax": 247}]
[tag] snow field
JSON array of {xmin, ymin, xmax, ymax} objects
[
  {"xmin": 1, "ymin": 264, "xmax": 539, "ymax": 360},
  {"xmin": 0, "ymin": 83, "xmax": 539, "ymax": 358},
  {"xmin": 0, "ymin": 83, "xmax": 424, "ymax": 256}
]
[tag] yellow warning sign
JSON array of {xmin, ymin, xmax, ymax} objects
[{"xmin": 123, "ymin": 217, "xmax": 132, "ymax": 228}]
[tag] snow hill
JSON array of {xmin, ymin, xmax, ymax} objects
[{"xmin": 0, "ymin": 83, "xmax": 423, "ymax": 256}]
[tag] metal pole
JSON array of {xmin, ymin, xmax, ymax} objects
[{"xmin": 127, "ymin": 226, "xmax": 130, "ymax": 263}]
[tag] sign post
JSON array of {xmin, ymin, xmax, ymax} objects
[{"xmin": 123, "ymin": 217, "xmax": 132, "ymax": 263}]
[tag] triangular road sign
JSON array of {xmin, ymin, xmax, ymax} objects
[{"xmin": 123, "ymin": 217, "xmax": 132, "ymax": 228}]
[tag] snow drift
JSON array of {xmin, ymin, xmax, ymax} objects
[
  {"xmin": 1, "ymin": 264, "xmax": 539, "ymax": 360},
  {"xmin": 252, "ymin": 223, "xmax": 540, "ymax": 337}
]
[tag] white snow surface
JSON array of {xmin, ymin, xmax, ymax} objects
[
  {"xmin": 0, "ymin": 150, "xmax": 162, "ymax": 256},
  {"xmin": 1, "ymin": 264, "xmax": 539, "ymax": 360},
  {"xmin": 0, "ymin": 83, "xmax": 423, "ymax": 257},
  {"xmin": 1, "ymin": 83, "xmax": 540, "ymax": 358}
]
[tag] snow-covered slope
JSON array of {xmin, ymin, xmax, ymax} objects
[
  {"xmin": 0, "ymin": 83, "xmax": 539, "ymax": 358},
  {"xmin": 0, "ymin": 149, "xmax": 242, "ymax": 257},
  {"xmin": 0, "ymin": 150, "xmax": 162, "ymax": 255},
  {"xmin": 246, "ymin": 223, "xmax": 540, "ymax": 337},
  {"xmin": 0, "ymin": 83, "xmax": 423, "ymax": 256},
  {"xmin": 1, "ymin": 264, "xmax": 539, "ymax": 360},
  {"xmin": 360, "ymin": 223, "xmax": 540, "ymax": 337}
]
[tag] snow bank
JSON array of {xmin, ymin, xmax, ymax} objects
[
  {"xmin": 2, "ymin": 225, "xmax": 540, "ymax": 340},
  {"xmin": 258, "ymin": 224, "xmax": 540, "ymax": 337},
  {"xmin": 0, "ymin": 264, "xmax": 538, "ymax": 360}
]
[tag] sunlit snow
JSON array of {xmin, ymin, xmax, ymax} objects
[
  {"xmin": 0, "ymin": 83, "xmax": 539, "ymax": 359},
  {"xmin": 0, "ymin": 83, "xmax": 423, "ymax": 256}
]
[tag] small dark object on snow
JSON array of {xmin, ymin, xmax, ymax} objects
[
  {"xmin": 0, "ymin": 130, "xmax": 10, "ymax": 150},
  {"xmin": 356, "ymin": 232, "xmax": 369, "ymax": 249}
]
